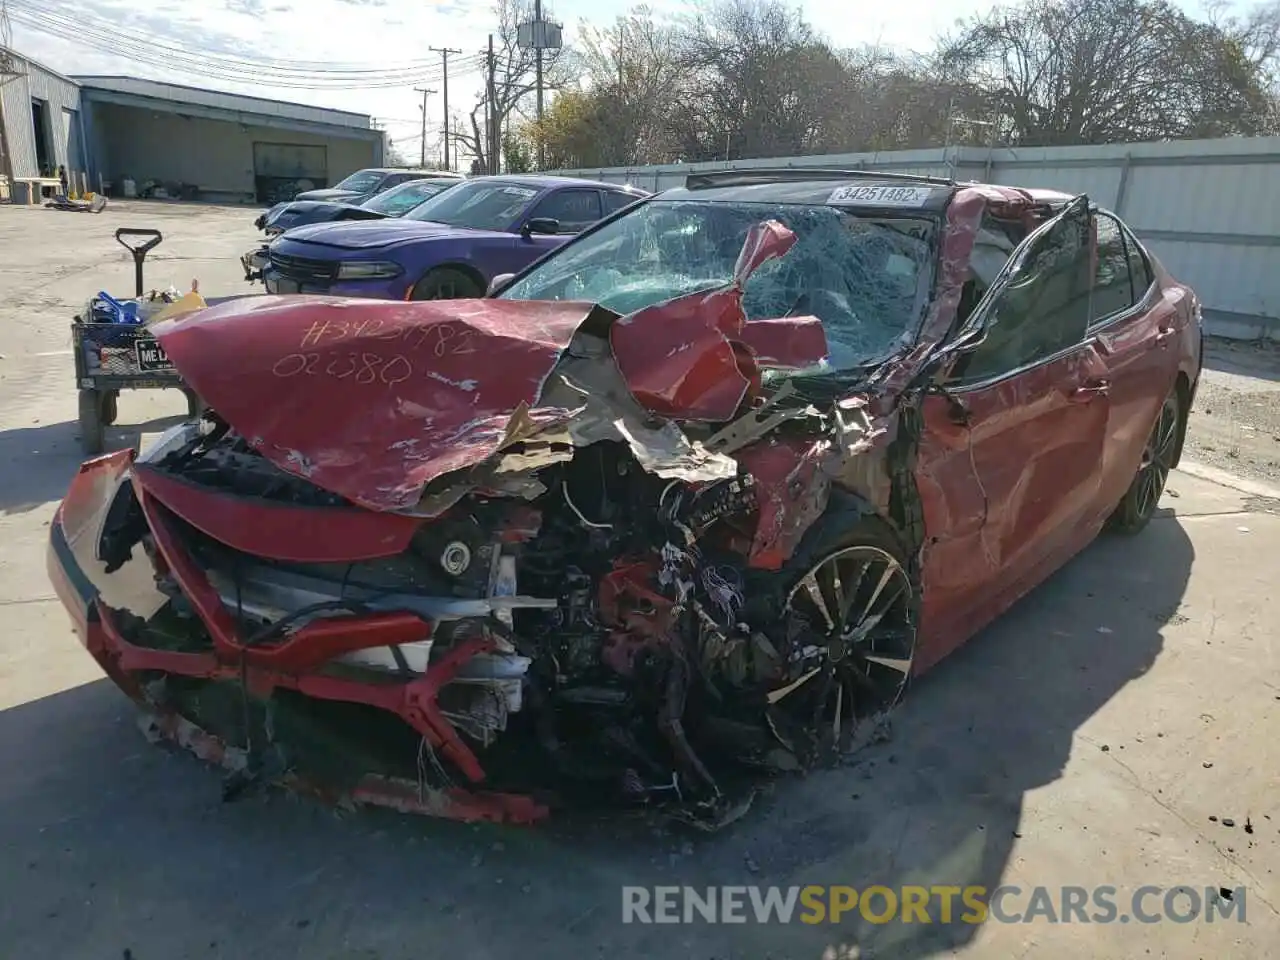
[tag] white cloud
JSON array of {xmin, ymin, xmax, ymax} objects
[
  {"xmin": 8, "ymin": 0, "xmax": 1236, "ymax": 166},
  {"xmin": 10, "ymin": 0, "xmax": 504, "ymax": 163}
]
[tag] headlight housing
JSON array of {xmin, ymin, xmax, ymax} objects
[{"xmin": 336, "ymin": 260, "xmax": 402, "ymax": 280}]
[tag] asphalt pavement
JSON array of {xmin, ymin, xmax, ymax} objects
[{"xmin": 0, "ymin": 201, "xmax": 1277, "ymax": 960}]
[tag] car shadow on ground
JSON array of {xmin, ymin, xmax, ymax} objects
[
  {"xmin": 0, "ymin": 518, "xmax": 1193, "ymax": 960},
  {"xmin": 0, "ymin": 415, "xmax": 185, "ymax": 515},
  {"xmin": 1203, "ymin": 336, "xmax": 1280, "ymax": 384}
]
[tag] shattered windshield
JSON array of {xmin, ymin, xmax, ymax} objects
[
  {"xmin": 403, "ymin": 180, "xmax": 540, "ymax": 231},
  {"xmin": 498, "ymin": 199, "xmax": 937, "ymax": 370}
]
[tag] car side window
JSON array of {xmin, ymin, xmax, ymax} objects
[
  {"xmin": 530, "ymin": 189, "xmax": 603, "ymax": 233},
  {"xmin": 952, "ymin": 206, "xmax": 1094, "ymax": 385},
  {"xmin": 602, "ymin": 191, "xmax": 638, "ymax": 215},
  {"xmin": 373, "ymin": 174, "xmax": 407, "ymax": 193},
  {"xmin": 1091, "ymin": 212, "xmax": 1136, "ymax": 323},
  {"xmin": 1121, "ymin": 222, "xmax": 1154, "ymax": 298}
]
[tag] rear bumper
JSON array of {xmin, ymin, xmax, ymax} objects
[{"xmin": 45, "ymin": 451, "xmax": 547, "ymax": 824}]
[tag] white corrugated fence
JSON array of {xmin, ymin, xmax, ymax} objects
[{"xmin": 547, "ymin": 136, "xmax": 1280, "ymax": 340}]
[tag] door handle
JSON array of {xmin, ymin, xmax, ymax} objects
[
  {"xmin": 1155, "ymin": 326, "xmax": 1176, "ymax": 345},
  {"xmin": 1069, "ymin": 379, "xmax": 1110, "ymax": 402}
]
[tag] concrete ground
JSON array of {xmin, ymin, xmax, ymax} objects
[{"xmin": 0, "ymin": 201, "xmax": 1278, "ymax": 960}]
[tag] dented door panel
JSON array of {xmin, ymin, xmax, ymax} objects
[{"xmin": 915, "ymin": 345, "xmax": 1109, "ymax": 667}]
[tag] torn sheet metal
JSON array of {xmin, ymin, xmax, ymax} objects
[
  {"xmin": 735, "ymin": 316, "xmax": 829, "ymax": 369},
  {"xmin": 542, "ymin": 342, "xmax": 740, "ymax": 482},
  {"xmin": 736, "ymin": 436, "xmax": 833, "ymax": 570},
  {"xmin": 608, "ymin": 220, "xmax": 825, "ymax": 422},
  {"xmin": 152, "ymin": 296, "xmax": 600, "ymax": 511},
  {"xmin": 609, "ymin": 287, "xmax": 756, "ymax": 422}
]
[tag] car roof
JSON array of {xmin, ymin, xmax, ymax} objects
[
  {"xmin": 657, "ymin": 169, "xmax": 1076, "ymax": 213},
  {"xmin": 378, "ymin": 176, "xmax": 460, "ymax": 191},
  {"xmin": 471, "ymin": 174, "xmax": 648, "ymax": 194},
  {"xmin": 362, "ymin": 167, "xmax": 464, "ymax": 177}
]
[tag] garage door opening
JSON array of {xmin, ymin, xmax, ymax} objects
[
  {"xmin": 31, "ymin": 98, "xmax": 53, "ymax": 175},
  {"xmin": 253, "ymin": 142, "xmax": 328, "ymax": 204}
]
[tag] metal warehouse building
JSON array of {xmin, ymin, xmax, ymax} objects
[{"xmin": 2, "ymin": 47, "xmax": 385, "ymax": 203}]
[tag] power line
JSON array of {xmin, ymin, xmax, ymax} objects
[
  {"xmin": 8, "ymin": 4, "xmax": 483, "ymax": 88},
  {"xmin": 8, "ymin": 0, "xmax": 464, "ymax": 74}
]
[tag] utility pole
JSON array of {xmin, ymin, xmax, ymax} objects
[
  {"xmin": 534, "ymin": 0, "xmax": 544, "ymax": 168},
  {"xmin": 429, "ymin": 46, "xmax": 463, "ymax": 170},
  {"xmin": 414, "ymin": 87, "xmax": 436, "ymax": 167},
  {"xmin": 517, "ymin": 11, "xmax": 562, "ymax": 170},
  {"xmin": 486, "ymin": 34, "xmax": 498, "ymax": 175}
]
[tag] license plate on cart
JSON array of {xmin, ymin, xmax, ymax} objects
[{"xmin": 135, "ymin": 337, "xmax": 173, "ymax": 370}]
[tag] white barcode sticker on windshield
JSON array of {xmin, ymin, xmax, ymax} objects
[{"xmin": 828, "ymin": 184, "xmax": 933, "ymax": 206}]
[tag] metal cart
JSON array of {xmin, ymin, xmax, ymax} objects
[{"xmin": 71, "ymin": 228, "xmax": 202, "ymax": 455}]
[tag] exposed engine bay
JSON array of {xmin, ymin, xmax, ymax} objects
[{"xmin": 96, "ymin": 402, "xmax": 906, "ymax": 828}]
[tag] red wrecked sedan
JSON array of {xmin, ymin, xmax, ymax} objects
[{"xmin": 47, "ymin": 170, "xmax": 1202, "ymax": 828}]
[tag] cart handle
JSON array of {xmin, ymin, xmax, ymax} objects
[{"xmin": 115, "ymin": 228, "xmax": 164, "ymax": 297}]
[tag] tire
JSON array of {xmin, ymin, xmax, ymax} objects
[
  {"xmin": 1107, "ymin": 387, "xmax": 1182, "ymax": 535},
  {"xmin": 409, "ymin": 267, "xmax": 484, "ymax": 301},
  {"xmin": 751, "ymin": 511, "xmax": 919, "ymax": 762},
  {"xmin": 100, "ymin": 390, "xmax": 119, "ymax": 426},
  {"xmin": 78, "ymin": 389, "xmax": 105, "ymax": 456}
]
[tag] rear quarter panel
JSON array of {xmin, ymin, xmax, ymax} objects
[{"xmin": 1146, "ymin": 251, "xmax": 1204, "ymax": 403}]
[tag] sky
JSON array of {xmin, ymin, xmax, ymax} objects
[{"xmin": 5, "ymin": 0, "xmax": 1233, "ymax": 166}]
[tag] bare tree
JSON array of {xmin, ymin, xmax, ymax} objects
[
  {"xmin": 569, "ymin": 7, "xmax": 687, "ymax": 164},
  {"xmin": 528, "ymin": 0, "xmax": 1279, "ymax": 167},
  {"xmin": 450, "ymin": 0, "xmax": 570, "ymax": 172},
  {"xmin": 937, "ymin": 0, "xmax": 1278, "ymax": 145},
  {"xmin": 665, "ymin": 0, "xmax": 851, "ymax": 161}
]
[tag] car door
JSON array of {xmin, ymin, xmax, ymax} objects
[
  {"xmin": 914, "ymin": 196, "xmax": 1109, "ymax": 665},
  {"xmin": 1086, "ymin": 212, "xmax": 1182, "ymax": 519}
]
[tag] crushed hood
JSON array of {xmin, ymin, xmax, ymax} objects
[
  {"xmin": 152, "ymin": 296, "xmax": 602, "ymax": 511},
  {"xmin": 154, "ymin": 220, "xmax": 830, "ymax": 513},
  {"xmin": 279, "ymin": 219, "xmax": 508, "ymax": 250}
]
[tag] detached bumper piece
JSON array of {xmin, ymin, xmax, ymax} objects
[{"xmin": 90, "ymin": 599, "xmax": 546, "ymax": 824}]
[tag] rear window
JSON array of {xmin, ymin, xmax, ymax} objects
[{"xmin": 363, "ymin": 179, "xmax": 456, "ymax": 216}]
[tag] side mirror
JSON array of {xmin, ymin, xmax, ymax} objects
[
  {"xmin": 521, "ymin": 217, "xmax": 560, "ymax": 238},
  {"xmin": 488, "ymin": 273, "xmax": 515, "ymax": 296}
]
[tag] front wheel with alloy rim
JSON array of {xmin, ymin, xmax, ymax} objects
[
  {"xmin": 1108, "ymin": 387, "xmax": 1183, "ymax": 535},
  {"xmin": 769, "ymin": 517, "xmax": 917, "ymax": 763}
]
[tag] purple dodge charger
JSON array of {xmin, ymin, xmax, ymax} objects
[{"xmin": 263, "ymin": 175, "xmax": 648, "ymax": 300}]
